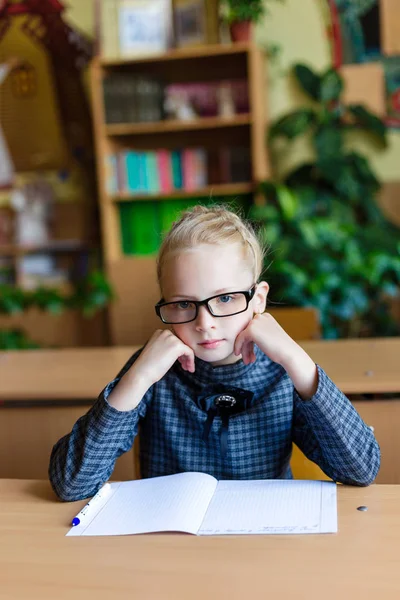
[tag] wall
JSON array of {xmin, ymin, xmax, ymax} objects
[{"xmin": 256, "ymin": 0, "xmax": 400, "ymax": 182}]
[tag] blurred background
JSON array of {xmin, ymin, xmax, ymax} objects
[{"xmin": 0, "ymin": 0, "xmax": 399, "ymax": 349}]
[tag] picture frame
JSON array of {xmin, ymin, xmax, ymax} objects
[
  {"xmin": 117, "ymin": 0, "xmax": 174, "ymax": 58},
  {"xmin": 173, "ymin": 0, "xmax": 219, "ymax": 48}
]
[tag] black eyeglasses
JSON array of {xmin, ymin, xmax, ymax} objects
[{"xmin": 155, "ymin": 285, "xmax": 257, "ymax": 324}]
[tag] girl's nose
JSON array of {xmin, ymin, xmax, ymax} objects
[{"xmin": 195, "ymin": 305, "xmax": 216, "ymax": 331}]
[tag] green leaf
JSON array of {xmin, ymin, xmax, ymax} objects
[
  {"xmin": 269, "ymin": 109, "xmax": 316, "ymax": 141},
  {"xmin": 221, "ymin": 0, "xmax": 266, "ymax": 24},
  {"xmin": 0, "ymin": 328, "xmax": 40, "ymax": 350},
  {"xmin": 346, "ymin": 152, "xmax": 381, "ymax": 191},
  {"xmin": 293, "ymin": 64, "xmax": 321, "ymax": 101},
  {"xmin": 298, "ymin": 221, "xmax": 320, "ymax": 248},
  {"xmin": 320, "ymin": 68, "xmax": 344, "ymax": 103},
  {"xmin": 275, "ymin": 185, "xmax": 299, "ymax": 220},
  {"xmin": 347, "ymin": 104, "xmax": 387, "ymax": 147},
  {"xmin": 249, "ymin": 203, "xmax": 280, "ymax": 223},
  {"xmin": 0, "ymin": 286, "xmax": 27, "ymax": 314},
  {"xmin": 31, "ymin": 288, "xmax": 65, "ymax": 314},
  {"xmin": 314, "ymin": 125, "xmax": 343, "ymax": 161}
]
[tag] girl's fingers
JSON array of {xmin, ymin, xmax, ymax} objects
[
  {"xmin": 241, "ymin": 341, "xmax": 254, "ymax": 365},
  {"xmin": 234, "ymin": 332, "xmax": 245, "ymax": 356},
  {"xmin": 178, "ymin": 347, "xmax": 195, "ymax": 372},
  {"xmin": 185, "ymin": 348, "xmax": 195, "ymax": 372}
]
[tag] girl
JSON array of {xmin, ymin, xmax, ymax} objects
[{"xmin": 49, "ymin": 205, "xmax": 380, "ymax": 501}]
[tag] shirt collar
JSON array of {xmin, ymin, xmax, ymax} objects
[{"xmin": 176, "ymin": 345, "xmax": 264, "ymax": 385}]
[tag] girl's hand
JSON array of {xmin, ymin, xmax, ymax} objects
[
  {"xmin": 234, "ymin": 313, "xmax": 298, "ymax": 366},
  {"xmin": 108, "ymin": 330, "xmax": 195, "ymax": 412},
  {"xmin": 234, "ymin": 313, "xmax": 318, "ymax": 400},
  {"xmin": 130, "ymin": 329, "xmax": 195, "ymax": 388}
]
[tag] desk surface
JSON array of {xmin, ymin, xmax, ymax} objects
[
  {"xmin": 1, "ymin": 480, "xmax": 400, "ymax": 600},
  {"xmin": 1, "ymin": 337, "xmax": 399, "ymax": 402}
]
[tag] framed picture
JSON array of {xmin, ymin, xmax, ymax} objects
[
  {"xmin": 173, "ymin": 0, "xmax": 219, "ymax": 47},
  {"xmin": 118, "ymin": 0, "xmax": 173, "ymax": 58}
]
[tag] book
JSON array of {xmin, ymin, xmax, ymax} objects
[
  {"xmin": 171, "ymin": 149, "xmax": 183, "ymax": 189},
  {"xmin": 159, "ymin": 197, "xmax": 198, "ymax": 235},
  {"xmin": 67, "ymin": 473, "xmax": 337, "ymax": 537},
  {"xmin": 157, "ymin": 149, "xmax": 173, "ymax": 193},
  {"xmin": 123, "ymin": 201, "xmax": 159, "ymax": 254},
  {"xmin": 125, "ymin": 151, "xmax": 140, "ymax": 193},
  {"xmin": 146, "ymin": 151, "xmax": 160, "ymax": 194},
  {"xmin": 104, "ymin": 154, "xmax": 118, "ymax": 194}
]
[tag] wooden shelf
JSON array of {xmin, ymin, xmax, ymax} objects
[
  {"xmin": 105, "ymin": 114, "xmax": 252, "ymax": 137},
  {"xmin": 112, "ymin": 183, "xmax": 254, "ymax": 203},
  {"xmin": 90, "ymin": 39, "xmax": 270, "ymax": 344},
  {"xmin": 0, "ymin": 240, "xmax": 89, "ymax": 257},
  {"xmin": 100, "ymin": 43, "xmax": 252, "ymax": 67}
]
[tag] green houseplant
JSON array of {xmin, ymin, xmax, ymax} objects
[
  {"xmin": 220, "ymin": 0, "xmax": 284, "ymax": 42},
  {"xmin": 250, "ymin": 63, "xmax": 400, "ymax": 339},
  {"xmin": 0, "ymin": 270, "xmax": 114, "ymax": 350}
]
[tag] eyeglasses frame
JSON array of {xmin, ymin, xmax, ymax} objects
[{"xmin": 155, "ymin": 284, "xmax": 257, "ymax": 325}]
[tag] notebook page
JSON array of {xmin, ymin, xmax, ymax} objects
[
  {"xmin": 198, "ymin": 480, "xmax": 337, "ymax": 535},
  {"xmin": 68, "ymin": 472, "xmax": 217, "ymax": 536}
]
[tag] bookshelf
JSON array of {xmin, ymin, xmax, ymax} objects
[{"xmin": 90, "ymin": 42, "xmax": 270, "ymax": 345}]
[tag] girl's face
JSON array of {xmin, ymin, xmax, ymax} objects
[{"xmin": 160, "ymin": 244, "xmax": 268, "ymax": 366}]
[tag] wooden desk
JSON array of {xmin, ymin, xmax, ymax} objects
[
  {"xmin": 1, "ymin": 479, "xmax": 400, "ymax": 600},
  {"xmin": 1, "ymin": 338, "xmax": 399, "ymax": 481},
  {"xmin": 1, "ymin": 337, "xmax": 399, "ymax": 401}
]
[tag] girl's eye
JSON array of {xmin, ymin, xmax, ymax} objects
[
  {"xmin": 218, "ymin": 295, "xmax": 233, "ymax": 304},
  {"xmin": 175, "ymin": 301, "xmax": 192, "ymax": 310}
]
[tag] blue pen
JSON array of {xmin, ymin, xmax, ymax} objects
[{"xmin": 71, "ymin": 483, "xmax": 112, "ymax": 527}]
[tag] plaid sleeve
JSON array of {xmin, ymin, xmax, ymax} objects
[
  {"xmin": 48, "ymin": 349, "xmax": 150, "ymax": 502},
  {"xmin": 292, "ymin": 365, "xmax": 381, "ymax": 486}
]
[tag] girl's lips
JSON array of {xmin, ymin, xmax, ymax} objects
[{"xmin": 199, "ymin": 340, "xmax": 224, "ymax": 349}]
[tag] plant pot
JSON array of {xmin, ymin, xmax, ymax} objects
[{"xmin": 229, "ymin": 20, "xmax": 252, "ymax": 43}]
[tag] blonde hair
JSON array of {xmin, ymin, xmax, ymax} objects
[{"xmin": 157, "ymin": 204, "xmax": 265, "ymax": 286}]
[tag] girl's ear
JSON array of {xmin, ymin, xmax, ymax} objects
[{"xmin": 254, "ymin": 281, "xmax": 269, "ymax": 314}]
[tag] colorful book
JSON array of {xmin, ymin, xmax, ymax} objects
[
  {"xmin": 157, "ymin": 150, "xmax": 173, "ymax": 193},
  {"xmin": 116, "ymin": 151, "xmax": 128, "ymax": 193},
  {"xmin": 126, "ymin": 151, "xmax": 140, "ymax": 193},
  {"xmin": 119, "ymin": 203, "xmax": 135, "ymax": 254},
  {"xmin": 192, "ymin": 148, "xmax": 207, "ymax": 188},
  {"xmin": 159, "ymin": 197, "xmax": 198, "ymax": 236},
  {"xmin": 137, "ymin": 153, "xmax": 149, "ymax": 194},
  {"xmin": 119, "ymin": 201, "xmax": 160, "ymax": 255},
  {"xmin": 182, "ymin": 149, "xmax": 196, "ymax": 191},
  {"xmin": 146, "ymin": 152, "xmax": 160, "ymax": 194},
  {"xmin": 171, "ymin": 150, "xmax": 183, "ymax": 189},
  {"xmin": 104, "ymin": 154, "xmax": 118, "ymax": 195}
]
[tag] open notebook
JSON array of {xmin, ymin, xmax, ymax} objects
[{"xmin": 67, "ymin": 472, "xmax": 337, "ymax": 537}]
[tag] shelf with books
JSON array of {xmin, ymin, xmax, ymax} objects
[
  {"xmin": 0, "ymin": 240, "xmax": 90, "ymax": 258},
  {"xmin": 117, "ymin": 193, "xmax": 253, "ymax": 257},
  {"xmin": 105, "ymin": 114, "xmax": 252, "ymax": 136},
  {"xmin": 90, "ymin": 41, "xmax": 270, "ymax": 344},
  {"xmin": 112, "ymin": 183, "xmax": 255, "ymax": 203}
]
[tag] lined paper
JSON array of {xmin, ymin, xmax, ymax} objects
[
  {"xmin": 66, "ymin": 475, "xmax": 337, "ymax": 537},
  {"xmin": 68, "ymin": 472, "xmax": 217, "ymax": 537},
  {"xmin": 199, "ymin": 480, "xmax": 337, "ymax": 535}
]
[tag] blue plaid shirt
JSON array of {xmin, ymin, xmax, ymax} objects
[{"xmin": 49, "ymin": 345, "xmax": 380, "ymax": 501}]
